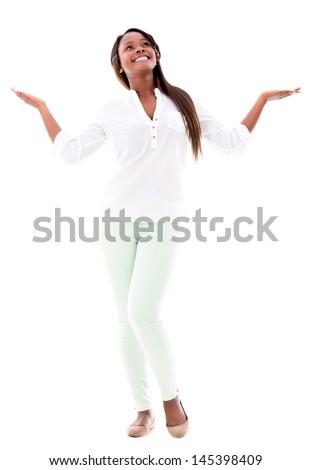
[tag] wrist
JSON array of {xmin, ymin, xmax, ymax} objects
[
  {"xmin": 38, "ymin": 101, "xmax": 47, "ymax": 113},
  {"xmin": 259, "ymin": 92, "xmax": 268, "ymax": 105}
]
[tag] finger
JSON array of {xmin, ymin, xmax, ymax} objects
[
  {"xmin": 278, "ymin": 90, "xmax": 298, "ymax": 96},
  {"xmin": 12, "ymin": 89, "xmax": 23, "ymax": 97},
  {"xmin": 280, "ymin": 92, "xmax": 296, "ymax": 99},
  {"xmin": 275, "ymin": 92, "xmax": 290, "ymax": 99},
  {"xmin": 10, "ymin": 88, "xmax": 23, "ymax": 97},
  {"xmin": 16, "ymin": 91, "xmax": 27, "ymax": 100},
  {"xmin": 287, "ymin": 88, "xmax": 300, "ymax": 94},
  {"xmin": 287, "ymin": 89, "xmax": 300, "ymax": 96},
  {"xmin": 11, "ymin": 88, "xmax": 28, "ymax": 99}
]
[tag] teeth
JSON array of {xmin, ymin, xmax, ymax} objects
[{"xmin": 135, "ymin": 56, "xmax": 148, "ymax": 62}]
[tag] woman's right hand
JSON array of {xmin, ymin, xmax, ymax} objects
[
  {"xmin": 11, "ymin": 88, "xmax": 46, "ymax": 110},
  {"xmin": 11, "ymin": 88, "xmax": 62, "ymax": 143}
]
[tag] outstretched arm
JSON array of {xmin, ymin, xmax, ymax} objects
[
  {"xmin": 241, "ymin": 88, "xmax": 301, "ymax": 133},
  {"xmin": 11, "ymin": 88, "xmax": 61, "ymax": 142}
]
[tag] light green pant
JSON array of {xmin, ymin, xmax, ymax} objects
[{"xmin": 99, "ymin": 220, "xmax": 180, "ymax": 411}]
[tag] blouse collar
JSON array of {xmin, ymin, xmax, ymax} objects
[{"xmin": 129, "ymin": 87, "xmax": 161, "ymax": 97}]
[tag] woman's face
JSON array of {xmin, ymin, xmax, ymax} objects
[{"xmin": 118, "ymin": 31, "xmax": 157, "ymax": 77}]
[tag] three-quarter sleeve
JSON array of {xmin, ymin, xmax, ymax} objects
[
  {"xmin": 53, "ymin": 111, "xmax": 107, "ymax": 164},
  {"xmin": 192, "ymin": 95, "xmax": 252, "ymax": 156}
]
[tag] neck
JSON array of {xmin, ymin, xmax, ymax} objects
[{"xmin": 128, "ymin": 74, "xmax": 156, "ymax": 96}]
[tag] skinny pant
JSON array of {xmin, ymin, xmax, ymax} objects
[{"xmin": 99, "ymin": 220, "xmax": 180, "ymax": 411}]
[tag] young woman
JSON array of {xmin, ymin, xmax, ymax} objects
[{"xmin": 11, "ymin": 27, "xmax": 300, "ymax": 439}]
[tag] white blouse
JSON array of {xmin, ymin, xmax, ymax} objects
[{"xmin": 53, "ymin": 87, "xmax": 251, "ymax": 222}]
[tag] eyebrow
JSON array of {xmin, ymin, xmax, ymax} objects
[{"xmin": 123, "ymin": 38, "xmax": 149, "ymax": 47}]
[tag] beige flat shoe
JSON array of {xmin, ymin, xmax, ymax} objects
[
  {"xmin": 166, "ymin": 401, "xmax": 189, "ymax": 438},
  {"xmin": 127, "ymin": 417, "xmax": 155, "ymax": 438}
]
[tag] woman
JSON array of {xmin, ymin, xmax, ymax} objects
[{"xmin": 11, "ymin": 27, "xmax": 300, "ymax": 438}]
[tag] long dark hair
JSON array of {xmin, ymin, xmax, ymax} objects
[{"xmin": 111, "ymin": 28, "xmax": 202, "ymax": 161}]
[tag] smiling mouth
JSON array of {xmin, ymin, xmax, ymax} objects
[{"xmin": 133, "ymin": 55, "xmax": 150, "ymax": 62}]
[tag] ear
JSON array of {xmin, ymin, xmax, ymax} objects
[{"xmin": 119, "ymin": 68, "xmax": 123, "ymax": 73}]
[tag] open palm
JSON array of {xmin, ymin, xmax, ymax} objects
[
  {"xmin": 11, "ymin": 88, "xmax": 45, "ymax": 109},
  {"xmin": 263, "ymin": 87, "xmax": 301, "ymax": 101}
]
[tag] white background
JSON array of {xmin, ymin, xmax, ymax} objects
[{"xmin": 1, "ymin": 1, "xmax": 310, "ymax": 469}]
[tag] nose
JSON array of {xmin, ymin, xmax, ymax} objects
[{"xmin": 136, "ymin": 46, "xmax": 145, "ymax": 53}]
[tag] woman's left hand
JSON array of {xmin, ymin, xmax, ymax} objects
[
  {"xmin": 241, "ymin": 87, "xmax": 301, "ymax": 132},
  {"xmin": 261, "ymin": 87, "xmax": 301, "ymax": 102}
]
